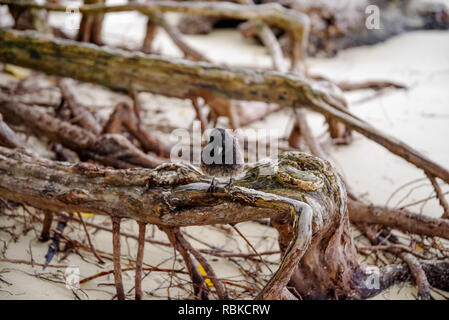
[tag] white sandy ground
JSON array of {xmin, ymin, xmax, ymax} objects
[{"xmin": 0, "ymin": 2, "xmax": 449, "ymax": 299}]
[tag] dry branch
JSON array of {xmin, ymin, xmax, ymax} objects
[
  {"xmin": 135, "ymin": 221, "xmax": 146, "ymax": 300},
  {"xmin": 358, "ymin": 223, "xmax": 432, "ymax": 300},
  {"xmin": 0, "ymin": 147, "xmax": 334, "ymax": 298},
  {"xmin": 0, "ymin": 112, "xmax": 29, "ymax": 150},
  {"xmin": 76, "ymin": 0, "xmax": 105, "ymax": 45},
  {"xmin": 426, "ymin": 172, "xmax": 449, "ymax": 219},
  {"xmin": 162, "ymin": 226, "xmax": 209, "ymax": 299},
  {"xmin": 39, "ymin": 209, "xmax": 53, "ymax": 242},
  {"xmin": 237, "ymin": 0, "xmax": 287, "ymax": 72},
  {"xmin": 0, "ymin": 0, "xmax": 309, "ymax": 67},
  {"xmin": 348, "ymin": 200, "xmax": 449, "ymax": 240},
  {"xmin": 141, "ymin": 18, "xmax": 158, "ymax": 54},
  {"xmin": 288, "ymin": 108, "xmax": 449, "ymax": 241},
  {"xmin": 76, "ymin": 211, "xmax": 104, "ymax": 264},
  {"xmin": 0, "ymin": 146, "xmax": 317, "ymax": 228},
  {"xmin": 397, "ymin": 251, "xmax": 431, "ymax": 300},
  {"xmin": 171, "ymin": 227, "xmax": 228, "ymax": 299},
  {"xmin": 111, "ymin": 216, "xmax": 125, "ymax": 300},
  {"xmin": 0, "ymin": 93, "xmax": 165, "ymax": 168},
  {"xmin": 1, "ymin": 29, "xmax": 447, "ymax": 186},
  {"xmin": 147, "ymin": 12, "xmax": 208, "ymax": 62},
  {"xmin": 58, "ymin": 78, "xmax": 102, "ymax": 135},
  {"xmin": 0, "ymin": 146, "xmax": 447, "ymax": 298},
  {"xmin": 103, "ymin": 101, "xmax": 171, "ymax": 158}
]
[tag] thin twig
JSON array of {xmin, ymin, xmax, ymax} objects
[
  {"xmin": 76, "ymin": 212, "xmax": 104, "ymax": 264},
  {"xmin": 174, "ymin": 228, "xmax": 228, "ymax": 299},
  {"xmin": 111, "ymin": 216, "xmax": 125, "ymax": 300},
  {"xmin": 231, "ymin": 225, "xmax": 273, "ymax": 273},
  {"xmin": 39, "ymin": 210, "xmax": 53, "ymax": 242},
  {"xmin": 80, "ymin": 266, "xmax": 187, "ymax": 285},
  {"xmin": 426, "ymin": 172, "xmax": 449, "ymax": 219},
  {"xmin": 135, "ymin": 221, "xmax": 146, "ymax": 300}
]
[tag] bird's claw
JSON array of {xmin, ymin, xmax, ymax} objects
[
  {"xmin": 207, "ymin": 177, "xmax": 217, "ymax": 193},
  {"xmin": 224, "ymin": 178, "xmax": 234, "ymax": 192}
]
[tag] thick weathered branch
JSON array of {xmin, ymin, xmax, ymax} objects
[
  {"xmin": 2, "ymin": 29, "xmax": 447, "ymax": 186},
  {"xmin": 0, "ymin": 0, "xmax": 309, "ymax": 64},
  {"xmin": 0, "ymin": 147, "xmax": 328, "ymax": 298},
  {"xmin": 256, "ymin": 198, "xmax": 312, "ymax": 299},
  {"xmin": 0, "ymin": 147, "xmax": 320, "ymax": 228}
]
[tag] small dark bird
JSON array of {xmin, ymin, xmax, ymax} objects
[{"xmin": 201, "ymin": 128, "xmax": 243, "ymax": 192}]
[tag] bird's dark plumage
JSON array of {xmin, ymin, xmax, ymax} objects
[{"xmin": 201, "ymin": 128, "xmax": 243, "ymax": 191}]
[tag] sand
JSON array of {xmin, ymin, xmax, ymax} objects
[{"xmin": 0, "ymin": 2, "xmax": 448, "ymax": 299}]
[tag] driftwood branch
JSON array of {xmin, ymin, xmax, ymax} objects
[
  {"xmin": 0, "ymin": 112, "xmax": 29, "ymax": 149},
  {"xmin": 1, "ymin": 29, "xmax": 448, "ymax": 186},
  {"xmin": 0, "ymin": 146, "xmax": 326, "ymax": 298},
  {"xmin": 348, "ymin": 200, "xmax": 449, "ymax": 240},
  {"xmin": 426, "ymin": 172, "xmax": 449, "ymax": 219},
  {"xmin": 102, "ymin": 101, "xmax": 171, "ymax": 158},
  {"xmin": 0, "ymin": 146, "xmax": 321, "ymax": 227},
  {"xmin": 147, "ymin": 12, "xmax": 208, "ymax": 62},
  {"xmin": 0, "ymin": 0, "xmax": 309, "ymax": 66},
  {"xmin": 58, "ymin": 78, "xmax": 102, "ymax": 135},
  {"xmin": 0, "ymin": 144, "xmax": 447, "ymax": 298},
  {"xmin": 111, "ymin": 216, "xmax": 125, "ymax": 300},
  {"xmin": 0, "ymin": 93, "xmax": 165, "ymax": 168},
  {"xmin": 288, "ymin": 107, "xmax": 449, "ymax": 241},
  {"xmin": 237, "ymin": 0, "xmax": 287, "ymax": 72}
]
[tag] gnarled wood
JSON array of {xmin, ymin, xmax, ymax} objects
[
  {"xmin": 0, "ymin": 146, "xmax": 353, "ymax": 298},
  {"xmin": 1, "ymin": 29, "xmax": 448, "ymax": 186}
]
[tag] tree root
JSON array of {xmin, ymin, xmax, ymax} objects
[
  {"xmin": 111, "ymin": 216, "xmax": 125, "ymax": 300},
  {"xmin": 348, "ymin": 200, "xmax": 449, "ymax": 240},
  {"xmin": 0, "ymin": 93, "xmax": 165, "ymax": 168},
  {"xmin": 135, "ymin": 221, "xmax": 146, "ymax": 300}
]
